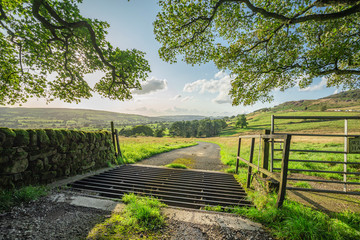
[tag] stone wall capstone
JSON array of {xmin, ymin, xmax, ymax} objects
[{"xmin": 0, "ymin": 128, "xmax": 116, "ymax": 188}]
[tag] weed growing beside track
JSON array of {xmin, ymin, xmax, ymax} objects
[
  {"xmin": 87, "ymin": 193, "xmax": 166, "ymax": 239},
  {"xmin": 0, "ymin": 186, "xmax": 48, "ymax": 213}
]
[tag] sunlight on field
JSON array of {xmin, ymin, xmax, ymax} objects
[
  {"xmin": 205, "ymin": 135, "xmax": 359, "ymax": 182},
  {"xmin": 118, "ymin": 137, "xmax": 197, "ymax": 163},
  {"xmin": 222, "ymin": 112, "xmax": 360, "ymax": 137}
]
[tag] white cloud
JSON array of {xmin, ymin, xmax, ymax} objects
[
  {"xmin": 181, "ymin": 96, "xmax": 193, "ymax": 102},
  {"xmin": 133, "ymin": 77, "xmax": 167, "ymax": 95},
  {"xmin": 183, "ymin": 79, "xmax": 207, "ymax": 93},
  {"xmin": 299, "ymin": 77, "xmax": 327, "ymax": 92},
  {"xmin": 165, "ymin": 106, "xmax": 197, "ymax": 115},
  {"xmin": 212, "ymin": 91, "xmax": 232, "ymax": 104},
  {"xmin": 214, "ymin": 71, "xmax": 227, "ymax": 79},
  {"xmin": 170, "ymin": 94, "xmax": 182, "ymax": 100},
  {"xmin": 183, "ymin": 71, "xmax": 232, "ymax": 104},
  {"xmin": 333, "ymin": 89, "xmax": 339, "ymax": 94}
]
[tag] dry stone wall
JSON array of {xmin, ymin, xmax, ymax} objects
[{"xmin": 0, "ymin": 128, "xmax": 116, "ymax": 188}]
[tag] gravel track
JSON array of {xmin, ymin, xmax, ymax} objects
[
  {"xmin": 136, "ymin": 142, "xmax": 227, "ymax": 171},
  {"xmin": 0, "ymin": 142, "xmax": 275, "ymax": 239}
]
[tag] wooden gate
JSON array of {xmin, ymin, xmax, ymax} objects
[{"xmin": 236, "ymin": 115, "xmax": 360, "ymax": 208}]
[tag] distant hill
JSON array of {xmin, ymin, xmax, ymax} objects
[
  {"xmin": 262, "ymin": 89, "xmax": 360, "ymax": 113},
  {"xmin": 0, "ymin": 108, "xmax": 207, "ymax": 129}
]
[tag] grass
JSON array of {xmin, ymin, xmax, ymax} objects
[
  {"xmin": 204, "ymin": 136, "xmax": 359, "ymax": 182},
  {"xmin": 87, "ymin": 193, "xmax": 167, "ymax": 239},
  {"xmin": 232, "ymin": 194, "xmax": 360, "ymax": 240},
  {"xmin": 222, "ymin": 111, "xmax": 360, "ymax": 137},
  {"xmin": 203, "ymin": 136, "xmax": 360, "ymax": 240},
  {"xmin": 0, "ymin": 186, "xmax": 48, "ymax": 212},
  {"xmin": 292, "ymin": 181, "xmax": 312, "ymax": 189},
  {"xmin": 116, "ymin": 136, "xmax": 197, "ymax": 164},
  {"xmin": 165, "ymin": 163, "xmax": 188, "ymax": 169}
]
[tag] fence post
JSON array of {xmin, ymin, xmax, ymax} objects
[
  {"xmin": 270, "ymin": 115, "xmax": 275, "ymax": 172},
  {"xmin": 115, "ymin": 129, "xmax": 122, "ymax": 158},
  {"xmin": 276, "ymin": 134, "xmax": 291, "ymax": 208},
  {"xmin": 110, "ymin": 121, "xmax": 117, "ymax": 157},
  {"xmin": 235, "ymin": 137, "xmax": 241, "ymax": 174},
  {"xmin": 246, "ymin": 138, "xmax": 256, "ymax": 188},
  {"xmin": 261, "ymin": 129, "xmax": 270, "ymax": 178}
]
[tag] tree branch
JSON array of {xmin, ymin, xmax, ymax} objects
[
  {"xmin": 31, "ymin": 0, "xmax": 126, "ymax": 88},
  {"xmin": 0, "ymin": 1, "xmax": 7, "ymax": 20},
  {"xmin": 320, "ymin": 68, "xmax": 360, "ymax": 75}
]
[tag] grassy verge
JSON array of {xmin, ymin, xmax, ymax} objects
[
  {"xmin": 0, "ymin": 186, "xmax": 48, "ymax": 212},
  {"xmin": 232, "ymin": 193, "xmax": 360, "ymax": 240},
  {"xmin": 87, "ymin": 193, "xmax": 166, "ymax": 239},
  {"xmin": 165, "ymin": 163, "xmax": 188, "ymax": 169},
  {"xmin": 203, "ymin": 137, "xmax": 360, "ymax": 240},
  {"xmin": 116, "ymin": 137, "xmax": 197, "ymax": 164}
]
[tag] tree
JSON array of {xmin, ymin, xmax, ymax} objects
[
  {"xmin": 0, "ymin": 0, "xmax": 150, "ymax": 105},
  {"xmin": 154, "ymin": 0, "xmax": 360, "ymax": 105},
  {"xmin": 132, "ymin": 125, "xmax": 153, "ymax": 136},
  {"xmin": 154, "ymin": 128, "xmax": 165, "ymax": 137},
  {"xmin": 235, "ymin": 115, "xmax": 247, "ymax": 128},
  {"xmin": 240, "ymin": 115, "xmax": 248, "ymax": 128}
]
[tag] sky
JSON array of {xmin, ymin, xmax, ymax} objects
[{"xmin": 12, "ymin": 0, "xmax": 341, "ymax": 117}]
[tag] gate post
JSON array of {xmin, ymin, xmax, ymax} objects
[
  {"xmin": 261, "ymin": 129, "xmax": 270, "ymax": 178},
  {"xmin": 246, "ymin": 138, "xmax": 256, "ymax": 188},
  {"xmin": 276, "ymin": 134, "xmax": 291, "ymax": 208},
  {"xmin": 110, "ymin": 121, "xmax": 117, "ymax": 157},
  {"xmin": 235, "ymin": 137, "xmax": 241, "ymax": 174}
]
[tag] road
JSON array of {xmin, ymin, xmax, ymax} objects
[{"xmin": 136, "ymin": 142, "xmax": 226, "ymax": 171}]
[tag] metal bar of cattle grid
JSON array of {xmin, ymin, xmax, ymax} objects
[{"xmin": 68, "ymin": 165, "xmax": 251, "ymax": 209}]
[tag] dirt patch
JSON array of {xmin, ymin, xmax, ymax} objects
[
  {"xmin": 0, "ymin": 191, "xmax": 108, "ymax": 240},
  {"xmin": 0, "ymin": 190, "xmax": 274, "ymax": 240},
  {"xmin": 163, "ymin": 220, "xmax": 273, "ymax": 240},
  {"xmin": 286, "ymin": 173, "xmax": 360, "ymax": 213}
]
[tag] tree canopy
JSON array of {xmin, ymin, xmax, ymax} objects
[
  {"xmin": 0, "ymin": 0, "xmax": 150, "ymax": 105},
  {"xmin": 154, "ymin": 0, "xmax": 360, "ymax": 105}
]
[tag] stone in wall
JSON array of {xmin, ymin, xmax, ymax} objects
[{"xmin": 0, "ymin": 128, "xmax": 116, "ymax": 189}]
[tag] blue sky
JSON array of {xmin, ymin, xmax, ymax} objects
[{"xmin": 15, "ymin": 0, "xmax": 340, "ymax": 116}]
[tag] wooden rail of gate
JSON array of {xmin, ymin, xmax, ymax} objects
[
  {"xmin": 270, "ymin": 115, "xmax": 360, "ymax": 195},
  {"xmin": 235, "ymin": 134, "xmax": 292, "ymax": 208}
]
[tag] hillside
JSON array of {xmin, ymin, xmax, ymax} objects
[
  {"xmin": 263, "ymin": 89, "xmax": 360, "ymax": 112},
  {"xmin": 221, "ymin": 89, "xmax": 360, "ymax": 136},
  {"xmin": 0, "ymin": 108, "xmax": 207, "ymax": 129}
]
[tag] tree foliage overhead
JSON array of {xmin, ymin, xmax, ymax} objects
[
  {"xmin": 0, "ymin": 0, "xmax": 150, "ymax": 105},
  {"xmin": 154, "ymin": 0, "xmax": 360, "ymax": 105}
]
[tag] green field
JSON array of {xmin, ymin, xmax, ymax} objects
[
  {"xmin": 221, "ymin": 111, "xmax": 360, "ymax": 137},
  {"xmin": 0, "ymin": 107, "xmax": 206, "ymax": 130},
  {"xmin": 117, "ymin": 137, "xmax": 197, "ymax": 164}
]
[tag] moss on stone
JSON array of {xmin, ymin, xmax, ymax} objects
[
  {"xmin": 0, "ymin": 128, "xmax": 16, "ymax": 148},
  {"xmin": 36, "ymin": 130, "xmax": 50, "ymax": 146},
  {"xmin": 27, "ymin": 130, "xmax": 38, "ymax": 146},
  {"xmin": 13, "ymin": 129, "xmax": 30, "ymax": 146}
]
